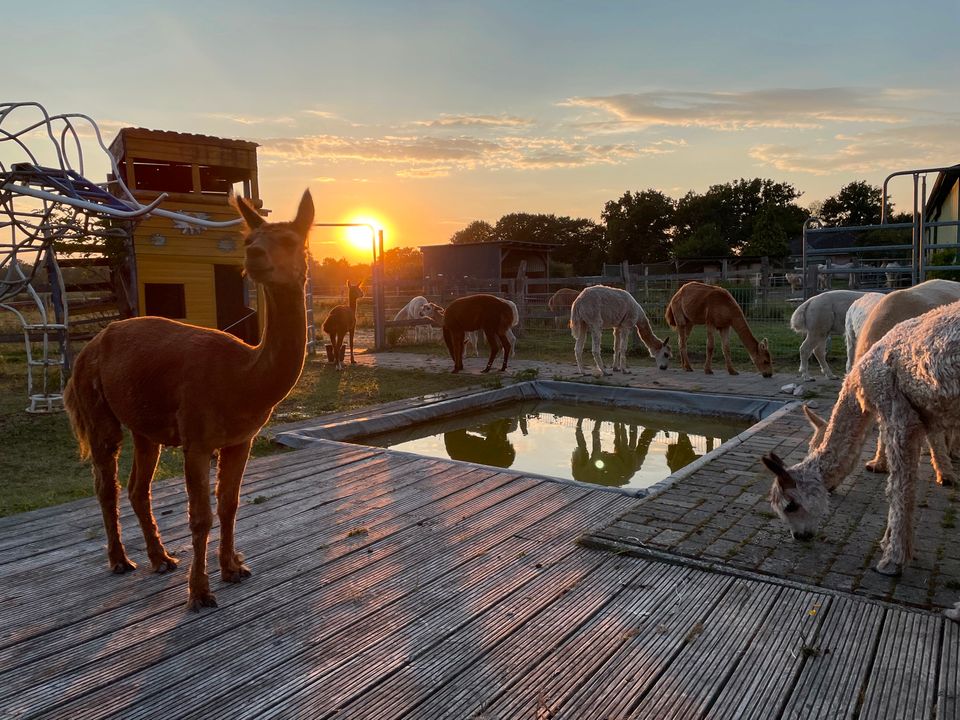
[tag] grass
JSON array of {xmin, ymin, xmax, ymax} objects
[{"xmin": 0, "ymin": 350, "xmax": 500, "ymax": 517}]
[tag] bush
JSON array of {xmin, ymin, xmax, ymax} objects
[{"xmin": 926, "ymin": 250, "xmax": 960, "ymax": 281}]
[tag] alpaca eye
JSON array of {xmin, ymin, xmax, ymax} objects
[{"xmin": 784, "ymin": 501, "xmax": 799, "ymax": 514}]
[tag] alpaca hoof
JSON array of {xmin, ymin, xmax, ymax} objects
[
  {"xmin": 727, "ymin": 369, "xmax": 739, "ymax": 376},
  {"xmin": 110, "ymin": 557, "xmax": 137, "ymax": 574},
  {"xmin": 481, "ymin": 367, "xmax": 491, "ymax": 373},
  {"xmin": 865, "ymin": 460, "xmax": 887, "ymax": 474},
  {"xmin": 221, "ymin": 564, "xmax": 252, "ymax": 583},
  {"xmin": 704, "ymin": 368, "xmax": 714, "ymax": 375},
  {"xmin": 151, "ymin": 555, "xmax": 179, "ymax": 574},
  {"xmin": 938, "ymin": 473, "xmax": 957, "ymax": 487},
  {"xmin": 946, "ymin": 603, "xmax": 960, "ymax": 622},
  {"xmin": 351, "ymin": 359, "xmax": 357, "ymax": 365},
  {"xmin": 451, "ymin": 368, "xmax": 460, "ymax": 374},
  {"xmin": 683, "ymin": 367, "xmax": 693, "ymax": 373},
  {"xmin": 187, "ymin": 590, "xmax": 218, "ymax": 612},
  {"xmin": 874, "ymin": 559, "xmax": 902, "ymax": 577},
  {"xmin": 603, "ymin": 369, "xmax": 612, "ymax": 376}
]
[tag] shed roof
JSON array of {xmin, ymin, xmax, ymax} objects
[
  {"xmin": 924, "ymin": 164, "xmax": 960, "ymax": 219},
  {"xmin": 419, "ymin": 240, "xmax": 559, "ymax": 252}
]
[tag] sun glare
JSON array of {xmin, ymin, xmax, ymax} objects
[{"xmin": 344, "ymin": 215, "xmax": 385, "ymax": 257}]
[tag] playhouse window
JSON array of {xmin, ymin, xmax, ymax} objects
[
  {"xmin": 144, "ymin": 283, "xmax": 187, "ymax": 319},
  {"xmin": 133, "ymin": 160, "xmax": 192, "ymax": 193},
  {"xmin": 199, "ymin": 165, "xmax": 249, "ymax": 195}
]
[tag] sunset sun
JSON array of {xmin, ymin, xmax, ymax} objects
[{"xmin": 344, "ymin": 215, "xmax": 386, "ymax": 257}]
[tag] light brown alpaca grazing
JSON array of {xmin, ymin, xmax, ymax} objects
[
  {"xmin": 547, "ymin": 287, "xmax": 579, "ymax": 328},
  {"xmin": 665, "ymin": 281, "xmax": 773, "ymax": 377},
  {"xmin": 63, "ymin": 190, "xmax": 314, "ymax": 611},
  {"xmin": 322, "ymin": 281, "xmax": 364, "ymax": 370}
]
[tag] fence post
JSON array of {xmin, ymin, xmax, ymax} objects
[
  {"xmin": 760, "ymin": 256, "xmax": 770, "ymax": 305},
  {"xmin": 514, "ymin": 260, "xmax": 527, "ymax": 332},
  {"xmin": 721, "ymin": 259, "xmax": 728, "ymax": 282}
]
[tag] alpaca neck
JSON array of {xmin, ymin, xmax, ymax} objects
[
  {"xmin": 635, "ymin": 315, "xmax": 664, "ymax": 355},
  {"xmin": 251, "ymin": 281, "xmax": 307, "ymax": 404},
  {"xmin": 730, "ymin": 313, "xmax": 762, "ymax": 362},
  {"xmin": 807, "ymin": 381, "xmax": 872, "ymax": 489}
]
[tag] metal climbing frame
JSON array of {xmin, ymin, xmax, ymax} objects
[{"xmin": 0, "ymin": 102, "xmax": 241, "ymax": 412}]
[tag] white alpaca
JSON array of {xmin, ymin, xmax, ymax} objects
[
  {"xmin": 394, "ymin": 296, "xmax": 432, "ymax": 343},
  {"xmin": 843, "ymin": 292, "xmax": 883, "ymax": 372},
  {"xmin": 853, "ymin": 279, "xmax": 960, "ymax": 481},
  {"xmin": 784, "ymin": 271, "xmax": 803, "ymax": 292},
  {"xmin": 569, "ymin": 285, "xmax": 671, "ymax": 376},
  {"xmin": 884, "ymin": 261, "xmax": 909, "ymax": 288},
  {"xmin": 789, "ymin": 290, "xmax": 869, "ymax": 380},
  {"xmin": 761, "ymin": 300, "xmax": 960, "ymax": 622}
]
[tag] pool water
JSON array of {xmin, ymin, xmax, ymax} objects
[{"xmin": 361, "ymin": 401, "xmax": 751, "ymax": 491}]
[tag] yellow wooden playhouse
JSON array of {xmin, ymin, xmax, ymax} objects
[{"xmin": 108, "ymin": 128, "xmax": 263, "ymax": 343}]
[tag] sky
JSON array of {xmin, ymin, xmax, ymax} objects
[{"xmin": 6, "ymin": 1, "xmax": 960, "ymax": 261}]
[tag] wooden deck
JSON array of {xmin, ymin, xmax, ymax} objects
[{"xmin": 1, "ymin": 441, "xmax": 957, "ymax": 719}]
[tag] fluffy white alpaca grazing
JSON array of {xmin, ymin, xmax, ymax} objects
[
  {"xmin": 789, "ymin": 289, "xmax": 869, "ymax": 380},
  {"xmin": 570, "ymin": 285, "xmax": 671, "ymax": 376},
  {"xmin": 761, "ymin": 300, "xmax": 960, "ymax": 621}
]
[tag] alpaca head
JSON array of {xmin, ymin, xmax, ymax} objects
[
  {"xmin": 755, "ymin": 338, "xmax": 774, "ymax": 378},
  {"xmin": 653, "ymin": 334, "xmax": 672, "ymax": 370},
  {"xmin": 420, "ymin": 302, "xmax": 444, "ymax": 327},
  {"xmin": 347, "ymin": 281, "xmax": 365, "ymax": 303},
  {"xmin": 237, "ymin": 190, "xmax": 314, "ymax": 286},
  {"xmin": 761, "ymin": 452, "xmax": 829, "ymax": 541}
]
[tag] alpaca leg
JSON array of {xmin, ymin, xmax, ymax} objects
[
  {"xmin": 590, "ymin": 327, "xmax": 608, "ymax": 376},
  {"xmin": 498, "ymin": 330, "xmax": 511, "ymax": 372},
  {"xmin": 866, "ymin": 424, "xmax": 889, "ymax": 473},
  {"xmin": 128, "ymin": 434, "xmax": 178, "ymax": 573},
  {"xmin": 92, "ymin": 432, "xmax": 135, "ymax": 574},
  {"xmin": 217, "ymin": 439, "xmax": 254, "ymax": 583},
  {"xmin": 719, "ymin": 327, "xmax": 738, "ymax": 375},
  {"xmin": 184, "ymin": 448, "xmax": 217, "ymax": 611},
  {"xmin": 812, "ymin": 341, "xmax": 835, "ymax": 380},
  {"xmin": 349, "ymin": 327, "xmax": 357, "ymax": 364},
  {"xmin": 574, "ymin": 325, "xmax": 587, "ymax": 375},
  {"xmin": 797, "ymin": 335, "xmax": 815, "ymax": 380},
  {"xmin": 876, "ymin": 419, "xmax": 923, "ymax": 576},
  {"xmin": 678, "ymin": 325, "xmax": 693, "ymax": 372},
  {"xmin": 927, "ymin": 430, "xmax": 957, "ymax": 487},
  {"xmin": 619, "ymin": 327, "xmax": 631, "ymax": 374},
  {"xmin": 704, "ymin": 326, "xmax": 715, "ymax": 374},
  {"xmin": 481, "ymin": 329, "xmax": 500, "ymax": 373},
  {"xmin": 611, "ymin": 327, "xmax": 621, "ymax": 372}
]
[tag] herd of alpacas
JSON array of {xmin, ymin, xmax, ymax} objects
[{"xmin": 62, "ymin": 196, "xmax": 960, "ymax": 622}]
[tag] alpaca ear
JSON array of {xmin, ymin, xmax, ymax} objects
[
  {"xmin": 236, "ymin": 196, "xmax": 265, "ymax": 230},
  {"xmin": 293, "ymin": 189, "xmax": 315, "ymax": 237},
  {"xmin": 761, "ymin": 452, "xmax": 796, "ymax": 489},
  {"xmin": 802, "ymin": 404, "xmax": 827, "ymax": 433},
  {"xmin": 663, "ymin": 335, "xmax": 671, "ymax": 347}
]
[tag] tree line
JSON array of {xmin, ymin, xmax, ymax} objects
[{"xmin": 449, "ymin": 179, "xmax": 912, "ymax": 275}]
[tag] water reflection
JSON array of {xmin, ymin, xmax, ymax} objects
[
  {"xmin": 444, "ymin": 418, "xmax": 517, "ymax": 468},
  {"xmin": 367, "ymin": 400, "xmax": 746, "ymax": 491}
]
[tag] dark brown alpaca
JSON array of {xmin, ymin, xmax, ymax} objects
[
  {"xmin": 321, "ymin": 281, "xmax": 364, "ymax": 371},
  {"xmin": 63, "ymin": 190, "xmax": 314, "ymax": 611},
  {"xmin": 424, "ymin": 293, "xmax": 514, "ymax": 373}
]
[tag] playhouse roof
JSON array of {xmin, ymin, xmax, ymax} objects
[{"xmin": 110, "ymin": 127, "xmax": 259, "ymax": 152}]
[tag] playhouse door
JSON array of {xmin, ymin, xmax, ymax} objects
[{"xmin": 214, "ymin": 264, "xmax": 257, "ymax": 343}]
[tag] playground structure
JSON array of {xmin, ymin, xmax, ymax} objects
[{"xmin": 0, "ymin": 102, "xmax": 244, "ymax": 412}]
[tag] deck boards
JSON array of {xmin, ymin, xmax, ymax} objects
[{"xmin": 0, "ymin": 439, "xmax": 954, "ymax": 720}]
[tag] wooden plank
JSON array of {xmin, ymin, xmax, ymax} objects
[
  {"xmin": 413, "ymin": 560, "xmax": 690, "ymax": 719},
  {"xmin": 627, "ymin": 579, "xmax": 782, "ymax": 720},
  {"xmin": 10, "ymin": 481, "xmax": 574, "ymax": 718},
  {"xmin": 939, "ymin": 617, "xmax": 960, "ymax": 720},
  {"xmin": 860, "ymin": 608, "xmax": 941, "ymax": 720},
  {"xmin": 0, "ymin": 458, "xmax": 495, "ymax": 646},
  {"xmin": 554, "ymin": 570, "xmax": 733, "ymax": 718},
  {"xmin": 781, "ymin": 595, "xmax": 885, "ymax": 719},
  {"xmin": 702, "ymin": 587, "xmax": 830, "ymax": 720}
]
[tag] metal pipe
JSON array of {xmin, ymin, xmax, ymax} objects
[
  {"xmin": 912, "ymin": 173, "xmax": 919, "ymax": 285},
  {"xmin": 881, "ymin": 165, "xmax": 958, "ymax": 223},
  {"xmin": 919, "ymin": 175, "xmax": 927, "ymax": 282}
]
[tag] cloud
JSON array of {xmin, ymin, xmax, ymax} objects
[
  {"xmin": 412, "ymin": 113, "xmax": 533, "ymax": 129},
  {"xmin": 202, "ymin": 112, "xmax": 296, "ymax": 126},
  {"xmin": 258, "ymin": 132, "xmax": 675, "ymax": 175},
  {"xmin": 562, "ymin": 88, "xmax": 920, "ymax": 132},
  {"xmin": 748, "ymin": 122, "xmax": 960, "ymax": 175},
  {"xmin": 312, "ymin": 176, "xmax": 336, "ymax": 183}
]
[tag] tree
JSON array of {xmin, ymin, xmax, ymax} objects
[
  {"xmin": 673, "ymin": 223, "xmax": 728, "ymax": 259},
  {"xmin": 382, "ymin": 246, "xmax": 422, "ymax": 284},
  {"xmin": 673, "ymin": 178, "xmax": 804, "ymax": 257},
  {"xmin": 741, "ymin": 207, "xmax": 790, "ymax": 258},
  {"xmin": 491, "ymin": 213, "xmax": 561, "ymax": 245},
  {"xmin": 602, "ymin": 189, "xmax": 674, "ymax": 264},
  {"xmin": 819, "ymin": 181, "xmax": 891, "ymax": 227},
  {"xmin": 450, "ymin": 220, "xmax": 494, "ymax": 244},
  {"xmin": 549, "ymin": 217, "xmax": 607, "ymax": 275}
]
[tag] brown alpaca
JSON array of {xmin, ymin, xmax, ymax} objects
[
  {"xmin": 321, "ymin": 281, "xmax": 364, "ymax": 371},
  {"xmin": 63, "ymin": 190, "xmax": 314, "ymax": 611},
  {"xmin": 423, "ymin": 293, "xmax": 514, "ymax": 373},
  {"xmin": 547, "ymin": 287, "xmax": 579, "ymax": 328},
  {"xmin": 665, "ymin": 281, "xmax": 773, "ymax": 377}
]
